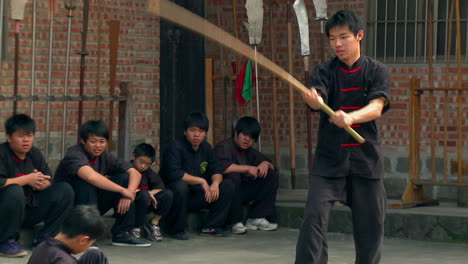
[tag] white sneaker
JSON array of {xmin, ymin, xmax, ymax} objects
[
  {"xmin": 231, "ymin": 222, "xmax": 248, "ymax": 234},
  {"xmin": 245, "ymin": 218, "xmax": 278, "ymax": 231}
]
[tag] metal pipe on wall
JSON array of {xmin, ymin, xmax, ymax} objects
[
  {"xmin": 30, "ymin": 0, "xmax": 38, "ymax": 117},
  {"xmin": 45, "ymin": 0, "xmax": 56, "ymax": 160},
  {"xmin": 61, "ymin": 2, "xmax": 75, "ymax": 157}
]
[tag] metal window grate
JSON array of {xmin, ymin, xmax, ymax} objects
[{"xmin": 366, "ymin": 0, "xmax": 467, "ymax": 63}]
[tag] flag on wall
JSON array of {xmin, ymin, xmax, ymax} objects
[{"xmin": 235, "ymin": 60, "xmax": 256, "ymax": 105}]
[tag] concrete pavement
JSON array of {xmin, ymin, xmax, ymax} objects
[{"xmin": 4, "ymin": 229, "xmax": 468, "ymax": 264}]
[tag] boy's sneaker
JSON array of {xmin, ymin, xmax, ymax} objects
[
  {"xmin": 245, "ymin": 218, "xmax": 278, "ymax": 231},
  {"xmin": 144, "ymin": 222, "xmax": 163, "ymax": 242},
  {"xmin": 129, "ymin": 228, "xmax": 141, "ymax": 239},
  {"xmin": 0, "ymin": 240, "xmax": 28, "ymax": 258},
  {"xmin": 231, "ymin": 222, "xmax": 248, "ymax": 234},
  {"xmin": 199, "ymin": 227, "xmax": 228, "ymax": 237},
  {"xmin": 112, "ymin": 232, "xmax": 151, "ymax": 247}
]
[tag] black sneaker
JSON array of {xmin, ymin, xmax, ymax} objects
[
  {"xmin": 171, "ymin": 231, "xmax": 189, "ymax": 240},
  {"xmin": 199, "ymin": 227, "xmax": 228, "ymax": 237},
  {"xmin": 112, "ymin": 232, "xmax": 151, "ymax": 247},
  {"xmin": 0, "ymin": 240, "xmax": 27, "ymax": 258}
]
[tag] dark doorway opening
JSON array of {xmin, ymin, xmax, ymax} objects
[{"xmin": 159, "ymin": 0, "xmax": 205, "ymax": 150}]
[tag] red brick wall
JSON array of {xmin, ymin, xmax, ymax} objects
[
  {"xmin": 206, "ymin": 0, "xmax": 468, "ymax": 151},
  {"xmin": 0, "ymin": 0, "xmax": 160, "ymax": 167}
]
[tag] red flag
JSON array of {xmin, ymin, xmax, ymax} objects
[{"xmin": 235, "ymin": 60, "xmax": 256, "ymax": 105}]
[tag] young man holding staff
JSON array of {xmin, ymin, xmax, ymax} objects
[{"xmin": 296, "ymin": 9, "xmax": 391, "ymax": 264}]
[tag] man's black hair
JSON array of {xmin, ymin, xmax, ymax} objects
[
  {"xmin": 325, "ymin": 10, "xmax": 364, "ymax": 37},
  {"xmin": 5, "ymin": 114, "xmax": 36, "ymax": 135},
  {"xmin": 183, "ymin": 112, "xmax": 209, "ymax": 132},
  {"xmin": 60, "ymin": 205, "xmax": 106, "ymax": 240},
  {"xmin": 79, "ymin": 120, "xmax": 109, "ymax": 141},
  {"xmin": 235, "ymin": 116, "xmax": 261, "ymax": 142},
  {"xmin": 133, "ymin": 143, "xmax": 156, "ymax": 162}
]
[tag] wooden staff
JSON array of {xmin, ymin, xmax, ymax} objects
[
  {"xmin": 147, "ymin": 0, "xmax": 365, "ymax": 144},
  {"xmin": 287, "ymin": 1, "xmax": 296, "ymax": 188}
]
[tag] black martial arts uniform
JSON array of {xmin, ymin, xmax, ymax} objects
[
  {"xmin": 27, "ymin": 237, "xmax": 108, "ymax": 264},
  {"xmin": 160, "ymin": 137, "xmax": 234, "ymax": 234},
  {"xmin": 295, "ymin": 56, "xmax": 391, "ymax": 264},
  {"xmin": 0, "ymin": 142, "xmax": 73, "ymax": 244},
  {"xmin": 55, "ymin": 144, "xmax": 135, "ymax": 236},
  {"xmin": 133, "ymin": 165, "xmax": 173, "ymax": 228},
  {"xmin": 214, "ymin": 138, "xmax": 278, "ymax": 224}
]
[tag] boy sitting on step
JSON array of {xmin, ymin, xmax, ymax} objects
[{"xmin": 130, "ymin": 143, "xmax": 173, "ymax": 242}]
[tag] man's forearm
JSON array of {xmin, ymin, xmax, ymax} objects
[
  {"xmin": 211, "ymin": 174, "xmax": 223, "ymax": 184},
  {"xmin": 127, "ymin": 168, "xmax": 142, "ymax": 191},
  {"xmin": 181, "ymin": 173, "xmax": 206, "ymax": 185},
  {"xmin": 224, "ymin": 164, "xmax": 251, "ymax": 174}
]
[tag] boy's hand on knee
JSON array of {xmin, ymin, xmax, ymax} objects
[{"xmin": 117, "ymin": 198, "xmax": 132, "ymax": 214}]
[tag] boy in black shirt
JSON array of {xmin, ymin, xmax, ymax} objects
[
  {"xmin": 28, "ymin": 205, "xmax": 109, "ymax": 264},
  {"xmin": 130, "ymin": 143, "xmax": 173, "ymax": 242},
  {"xmin": 0, "ymin": 114, "xmax": 73, "ymax": 258},
  {"xmin": 215, "ymin": 116, "xmax": 278, "ymax": 234},
  {"xmin": 160, "ymin": 112, "xmax": 234, "ymax": 240},
  {"xmin": 296, "ymin": 10, "xmax": 391, "ymax": 264},
  {"xmin": 55, "ymin": 120, "xmax": 149, "ymax": 247}
]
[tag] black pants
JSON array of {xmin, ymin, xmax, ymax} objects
[
  {"xmin": 165, "ymin": 179, "xmax": 234, "ymax": 234},
  {"xmin": 295, "ymin": 176, "xmax": 386, "ymax": 264},
  {"xmin": 134, "ymin": 189, "xmax": 174, "ymax": 227},
  {"xmin": 72, "ymin": 173, "xmax": 135, "ymax": 235},
  {"xmin": 224, "ymin": 169, "xmax": 278, "ymax": 224},
  {"xmin": 78, "ymin": 249, "xmax": 109, "ymax": 264},
  {"xmin": 0, "ymin": 182, "xmax": 74, "ymax": 243}
]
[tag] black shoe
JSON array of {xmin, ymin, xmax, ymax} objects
[
  {"xmin": 112, "ymin": 232, "xmax": 151, "ymax": 247},
  {"xmin": 171, "ymin": 231, "xmax": 189, "ymax": 240},
  {"xmin": 199, "ymin": 227, "xmax": 228, "ymax": 237}
]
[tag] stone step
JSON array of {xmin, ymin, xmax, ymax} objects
[{"xmin": 275, "ymin": 188, "xmax": 468, "ymax": 243}]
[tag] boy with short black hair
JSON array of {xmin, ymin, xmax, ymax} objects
[
  {"xmin": 0, "ymin": 114, "xmax": 74, "ymax": 258},
  {"xmin": 215, "ymin": 116, "xmax": 279, "ymax": 234},
  {"xmin": 297, "ymin": 9, "xmax": 391, "ymax": 263},
  {"xmin": 55, "ymin": 120, "xmax": 150, "ymax": 247},
  {"xmin": 28, "ymin": 205, "xmax": 109, "ymax": 264},
  {"xmin": 130, "ymin": 143, "xmax": 173, "ymax": 242},
  {"xmin": 160, "ymin": 112, "xmax": 234, "ymax": 240}
]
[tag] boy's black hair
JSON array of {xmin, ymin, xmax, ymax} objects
[
  {"xmin": 183, "ymin": 112, "xmax": 209, "ymax": 132},
  {"xmin": 79, "ymin": 120, "xmax": 109, "ymax": 141},
  {"xmin": 325, "ymin": 10, "xmax": 364, "ymax": 37},
  {"xmin": 235, "ymin": 116, "xmax": 261, "ymax": 142},
  {"xmin": 133, "ymin": 143, "xmax": 156, "ymax": 162},
  {"xmin": 60, "ymin": 205, "xmax": 106, "ymax": 240},
  {"xmin": 5, "ymin": 114, "xmax": 36, "ymax": 135}
]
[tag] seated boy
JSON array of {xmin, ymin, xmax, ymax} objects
[
  {"xmin": 160, "ymin": 112, "xmax": 234, "ymax": 240},
  {"xmin": 54, "ymin": 120, "xmax": 150, "ymax": 247},
  {"xmin": 0, "ymin": 114, "xmax": 73, "ymax": 258},
  {"xmin": 28, "ymin": 205, "xmax": 109, "ymax": 264},
  {"xmin": 130, "ymin": 143, "xmax": 173, "ymax": 242},
  {"xmin": 214, "ymin": 116, "xmax": 279, "ymax": 234}
]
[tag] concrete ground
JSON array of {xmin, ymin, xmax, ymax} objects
[{"xmin": 4, "ymin": 229, "xmax": 468, "ymax": 264}]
